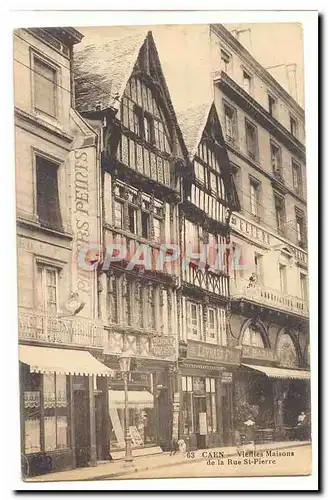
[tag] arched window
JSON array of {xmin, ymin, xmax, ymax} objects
[
  {"xmin": 242, "ymin": 324, "xmax": 265, "ymax": 348},
  {"xmin": 276, "ymin": 332, "xmax": 299, "ymax": 368}
]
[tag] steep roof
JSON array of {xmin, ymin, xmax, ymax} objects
[
  {"xmin": 177, "ymin": 101, "xmax": 241, "ymax": 212},
  {"xmin": 74, "ymin": 32, "xmax": 147, "ymax": 113},
  {"xmin": 176, "ymin": 102, "xmax": 212, "ymax": 159}
]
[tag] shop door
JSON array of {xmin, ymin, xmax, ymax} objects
[
  {"xmin": 193, "ymin": 396, "xmax": 207, "ymax": 449},
  {"xmin": 73, "ymin": 390, "xmax": 89, "ymax": 467}
]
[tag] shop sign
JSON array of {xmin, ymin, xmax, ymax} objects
[
  {"xmin": 187, "ymin": 341, "xmax": 240, "ymax": 365},
  {"xmin": 241, "ymin": 345, "xmax": 277, "ymax": 362},
  {"xmin": 150, "ymin": 336, "xmax": 175, "ymax": 358},
  {"xmin": 221, "ymin": 371, "xmax": 233, "ymax": 384},
  {"xmin": 199, "ymin": 412, "xmax": 207, "ymax": 435}
]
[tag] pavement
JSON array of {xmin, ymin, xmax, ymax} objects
[{"xmin": 24, "ymin": 440, "xmax": 311, "ymax": 482}]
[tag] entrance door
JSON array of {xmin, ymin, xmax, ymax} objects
[
  {"xmin": 73, "ymin": 390, "xmax": 89, "ymax": 467},
  {"xmin": 193, "ymin": 396, "xmax": 207, "ymax": 449}
]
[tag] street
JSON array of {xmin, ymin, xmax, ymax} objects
[{"xmin": 109, "ymin": 444, "xmax": 312, "ymax": 480}]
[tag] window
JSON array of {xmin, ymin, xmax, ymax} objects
[
  {"xmin": 36, "ymin": 264, "xmax": 59, "ymax": 314},
  {"xmin": 207, "ymin": 308, "xmax": 217, "ymax": 339},
  {"xmin": 221, "ymin": 49, "xmax": 231, "ymax": 72},
  {"xmin": 33, "ymin": 56, "xmax": 57, "ymax": 116},
  {"xmin": 290, "ymin": 115, "xmax": 298, "ymax": 137},
  {"xmin": 143, "ymin": 114, "xmax": 153, "ymax": 143},
  {"xmin": 249, "ymin": 178, "xmax": 260, "ymax": 217},
  {"xmin": 113, "ymin": 182, "xmax": 164, "ymax": 242},
  {"xmin": 128, "ymin": 206, "xmax": 137, "ymax": 234},
  {"xmin": 224, "ymin": 103, "xmax": 237, "ymax": 144},
  {"xmin": 292, "ymin": 159, "xmax": 302, "ymax": 196},
  {"xmin": 181, "ymin": 376, "xmax": 194, "ymax": 434},
  {"xmin": 43, "ymin": 374, "xmax": 68, "ymax": 451},
  {"xmin": 141, "ymin": 211, "xmax": 150, "ymax": 239},
  {"xmin": 23, "ymin": 372, "xmax": 69, "ymax": 455},
  {"xmin": 300, "ymin": 273, "xmax": 308, "ymax": 301},
  {"xmin": 274, "ymin": 194, "xmax": 286, "ymax": 234},
  {"xmin": 205, "ymin": 378, "xmax": 217, "ymax": 433},
  {"xmin": 243, "ymin": 70, "xmax": 252, "ymax": 94},
  {"xmin": 187, "ymin": 302, "xmax": 200, "ymax": 338},
  {"xmin": 107, "ymin": 275, "xmax": 118, "ymax": 324},
  {"xmin": 295, "ymin": 208, "xmax": 306, "ymax": 247},
  {"xmin": 245, "ymin": 120, "xmax": 258, "ymax": 160},
  {"xmin": 270, "ymin": 142, "xmax": 282, "ymax": 175},
  {"xmin": 279, "ymin": 264, "xmax": 287, "ymax": 293},
  {"xmin": 36, "ymin": 155, "xmax": 63, "ymax": 232},
  {"xmin": 268, "ymin": 94, "xmax": 276, "ymax": 116}
]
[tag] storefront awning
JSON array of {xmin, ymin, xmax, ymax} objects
[
  {"xmin": 19, "ymin": 345, "xmax": 114, "ymax": 377},
  {"xmin": 109, "ymin": 390, "xmax": 154, "ymax": 409},
  {"xmin": 242, "ymin": 364, "xmax": 310, "ymax": 380}
]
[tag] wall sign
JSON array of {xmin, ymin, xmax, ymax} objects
[
  {"xmin": 241, "ymin": 345, "xmax": 277, "ymax": 362},
  {"xmin": 150, "ymin": 336, "xmax": 175, "ymax": 358},
  {"xmin": 221, "ymin": 371, "xmax": 233, "ymax": 384},
  {"xmin": 187, "ymin": 341, "xmax": 241, "ymax": 365}
]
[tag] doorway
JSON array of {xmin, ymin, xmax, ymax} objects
[
  {"xmin": 193, "ymin": 396, "xmax": 207, "ymax": 449},
  {"xmin": 73, "ymin": 389, "xmax": 89, "ymax": 467}
]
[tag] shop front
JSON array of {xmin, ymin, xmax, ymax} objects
[
  {"xmin": 19, "ymin": 345, "xmax": 114, "ymax": 476},
  {"xmin": 179, "ymin": 340, "xmax": 241, "ymax": 450}
]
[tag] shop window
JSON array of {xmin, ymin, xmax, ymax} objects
[
  {"xmin": 33, "ymin": 56, "xmax": 57, "ymax": 117},
  {"xmin": 36, "ymin": 155, "xmax": 63, "ymax": 232}
]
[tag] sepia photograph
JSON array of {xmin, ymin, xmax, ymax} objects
[{"xmin": 12, "ymin": 13, "xmax": 317, "ymax": 486}]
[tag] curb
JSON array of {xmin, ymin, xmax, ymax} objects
[{"xmin": 85, "ymin": 441, "xmax": 310, "ymax": 482}]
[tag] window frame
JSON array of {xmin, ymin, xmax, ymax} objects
[
  {"xmin": 268, "ymin": 93, "xmax": 277, "ymax": 117},
  {"xmin": 274, "ymin": 193, "xmax": 286, "ymax": 235},
  {"xmin": 245, "ymin": 119, "xmax": 259, "ymax": 161},
  {"xmin": 292, "ymin": 159, "xmax": 303, "ymax": 196},
  {"xmin": 31, "ymin": 51, "xmax": 59, "ymax": 119},
  {"xmin": 290, "ymin": 114, "xmax": 298, "ymax": 138},
  {"xmin": 35, "ymin": 260, "xmax": 61, "ymax": 314},
  {"xmin": 249, "ymin": 176, "xmax": 261, "ymax": 218},
  {"xmin": 223, "ymin": 100, "xmax": 238, "ymax": 145},
  {"xmin": 187, "ymin": 301, "xmax": 201, "ymax": 339},
  {"xmin": 270, "ymin": 140, "xmax": 282, "ymax": 174}
]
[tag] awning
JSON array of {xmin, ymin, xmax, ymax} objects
[
  {"xmin": 19, "ymin": 345, "xmax": 114, "ymax": 377},
  {"xmin": 242, "ymin": 364, "xmax": 310, "ymax": 380},
  {"xmin": 109, "ymin": 390, "xmax": 154, "ymax": 409}
]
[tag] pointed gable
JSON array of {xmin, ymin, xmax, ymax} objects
[{"xmin": 177, "ymin": 102, "xmax": 240, "ymax": 211}]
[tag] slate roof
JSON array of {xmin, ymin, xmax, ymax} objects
[
  {"xmin": 176, "ymin": 102, "xmax": 212, "ymax": 159},
  {"xmin": 74, "ymin": 32, "xmax": 147, "ymax": 112}
]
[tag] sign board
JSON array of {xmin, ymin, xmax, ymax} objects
[
  {"xmin": 150, "ymin": 336, "xmax": 175, "ymax": 358},
  {"xmin": 221, "ymin": 371, "xmax": 233, "ymax": 384},
  {"xmin": 241, "ymin": 345, "xmax": 277, "ymax": 362},
  {"xmin": 187, "ymin": 341, "xmax": 241, "ymax": 365},
  {"xmin": 129, "ymin": 426, "xmax": 144, "ymax": 447},
  {"xmin": 199, "ymin": 412, "xmax": 207, "ymax": 435},
  {"xmin": 109, "ymin": 408, "xmax": 125, "ymax": 448}
]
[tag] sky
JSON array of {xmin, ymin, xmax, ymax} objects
[{"xmin": 78, "ymin": 23, "xmax": 305, "ymax": 111}]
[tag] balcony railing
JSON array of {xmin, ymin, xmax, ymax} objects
[
  {"xmin": 231, "ymin": 281, "xmax": 309, "ymax": 318},
  {"xmin": 18, "ymin": 308, "xmax": 104, "ymax": 348}
]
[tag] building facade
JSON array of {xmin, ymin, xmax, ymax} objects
[
  {"xmin": 210, "ymin": 24, "xmax": 310, "ymax": 443},
  {"xmin": 14, "ymin": 27, "xmax": 114, "ymax": 476},
  {"xmin": 74, "ymin": 31, "xmax": 188, "ymax": 454}
]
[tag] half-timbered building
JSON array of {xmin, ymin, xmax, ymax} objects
[
  {"xmin": 74, "ymin": 31, "xmax": 187, "ymax": 454},
  {"xmin": 176, "ymin": 102, "xmax": 241, "ymax": 449}
]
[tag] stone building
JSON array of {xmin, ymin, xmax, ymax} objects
[
  {"xmin": 210, "ymin": 24, "xmax": 310, "ymax": 442},
  {"xmin": 14, "ymin": 27, "xmax": 113, "ymax": 476}
]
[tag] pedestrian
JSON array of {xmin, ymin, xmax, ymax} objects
[
  {"xmin": 296, "ymin": 411, "xmax": 307, "ymax": 440},
  {"xmin": 244, "ymin": 415, "xmax": 256, "ymax": 444}
]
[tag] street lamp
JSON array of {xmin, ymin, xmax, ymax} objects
[{"xmin": 118, "ymin": 353, "xmax": 133, "ymax": 465}]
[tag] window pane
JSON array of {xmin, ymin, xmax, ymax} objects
[
  {"xmin": 211, "ymin": 393, "xmax": 217, "ymax": 431},
  {"xmin": 44, "ymin": 374, "xmax": 56, "ymax": 408},
  {"xmin": 56, "ymin": 375, "xmax": 67, "ymax": 407},
  {"xmin": 44, "ymin": 416, "xmax": 56, "ymax": 451},
  {"xmin": 36, "ymin": 156, "xmax": 63, "ymax": 231},
  {"xmin": 25, "ymin": 418, "xmax": 41, "ymax": 454},
  {"xmin": 57, "ymin": 416, "xmax": 68, "ymax": 449},
  {"xmin": 34, "ymin": 57, "xmax": 56, "ymax": 116},
  {"xmin": 114, "ymin": 201, "xmax": 123, "ymax": 228}
]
